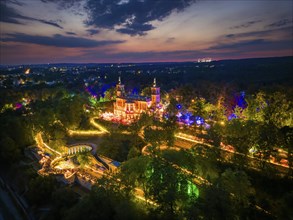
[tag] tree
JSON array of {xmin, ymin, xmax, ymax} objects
[
  {"xmin": 277, "ymin": 191, "xmax": 293, "ymax": 219},
  {"xmin": 46, "ymin": 188, "xmax": 79, "ymax": 220},
  {"xmin": 120, "ymin": 156, "xmax": 153, "ymax": 200},
  {"xmin": 0, "ymin": 136, "xmax": 21, "ymax": 166},
  {"xmin": 162, "ymin": 115, "xmax": 177, "ymax": 147},
  {"xmin": 257, "ymin": 122, "xmax": 280, "ymax": 170},
  {"xmin": 190, "ymin": 145, "xmax": 220, "ymax": 181},
  {"xmin": 57, "ymin": 96, "xmax": 85, "ymax": 129},
  {"xmin": 280, "ymin": 126, "xmax": 293, "ymax": 175},
  {"xmin": 147, "ymin": 157, "xmax": 198, "ymax": 217},
  {"xmin": 77, "ymin": 152, "xmax": 92, "ymax": 167},
  {"xmin": 218, "ymin": 169, "xmax": 254, "ymax": 210},
  {"xmin": 200, "ymin": 185, "xmax": 235, "ymax": 220},
  {"xmin": 264, "ymin": 92, "xmax": 292, "ymax": 128},
  {"xmin": 243, "ymin": 91, "xmax": 267, "ymax": 122},
  {"xmin": 64, "ymin": 185, "xmax": 146, "ymax": 220},
  {"xmin": 98, "ymin": 133, "xmax": 143, "ymax": 161},
  {"xmin": 27, "ymin": 176, "xmax": 57, "ymax": 205},
  {"xmin": 189, "ymin": 97, "xmax": 207, "ymax": 118},
  {"xmin": 166, "ymin": 97, "xmax": 178, "ymax": 117},
  {"xmin": 222, "ymin": 119, "xmax": 250, "ymax": 159},
  {"xmin": 104, "ymin": 87, "xmax": 116, "ymax": 101}
]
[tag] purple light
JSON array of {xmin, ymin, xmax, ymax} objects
[{"xmin": 15, "ymin": 103, "xmax": 23, "ymax": 109}]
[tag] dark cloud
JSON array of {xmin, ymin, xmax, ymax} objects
[
  {"xmin": 209, "ymin": 39, "xmax": 290, "ymax": 51},
  {"xmin": 7, "ymin": 0, "xmax": 25, "ymax": 6},
  {"xmin": 86, "ymin": 29, "xmax": 100, "ymax": 35},
  {"xmin": 0, "ymin": 1, "xmax": 25, "ymax": 24},
  {"xmin": 267, "ymin": 18, "xmax": 292, "ymax": 28},
  {"xmin": 40, "ymin": 0, "xmax": 85, "ymax": 16},
  {"xmin": 210, "ymin": 39, "xmax": 266, "ymax": 50},
  {"xmin": 85, "ymin": 0, "xmax": 196, "ymax": 35},
  {"xmin": 116, "ymin": 23, "xmax": 154, "ymax": 36},
  {"xmin": 230, "ymin": 20, "xmax": 262, "ymax": 29},
  {"xmin": 0, "ymin": 1, "xmax": 63, "ymax": 29},
  {"xmin": 225, "ymin": 26, "xmax": 292, "ymax": 39},
  {"xmin": 166, "ymin": 37, "xmax": 176, "ymax": 43},
  {"xmin": 35, "ymin": 19, "xmax": 63, "ymax": 29},
  {"xmin": 40, "ymin": 0, "xmax": 81, "ymax": 9},
  {"xmin": 66, "ymin": 32, "xmax": 76, "ymax": 35},
  {"xmin": 1, "ymin": 33, "xmax": 125, "ymax": 48},
  {"xmin": 225, "ymin": 34, "xmax": 235, "ymax": 38}
]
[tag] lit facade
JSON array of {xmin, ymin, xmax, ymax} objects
[{"xmin": 113, "ymin": 77, "xmax": 161, "ymax": 119}]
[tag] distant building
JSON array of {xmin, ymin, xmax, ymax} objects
[
  {"xmin": 113, "ymin": 77, "xmax": 161, "ymax": 120},
  {"xmin": 197, "ymin": 58, "xmax": 212, "ymax": 63}
]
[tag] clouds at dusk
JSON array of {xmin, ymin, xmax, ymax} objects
[
  {"xmin": 0, "ymin": 0, "xmax": 292, "ymax": 64},
  {"xmin": 0, "ymin": 1, "xmax": 63, "ymax": 28},
  {"xmin": 85, "ymin": 0, "xmax": 195, "ymax": 36},
  {"xmin": 2, "ymin": 33, "xmax": 125, "ymax": 48}
]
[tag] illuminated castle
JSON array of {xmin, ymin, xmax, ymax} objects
[{"xmin": 113, "ymin": 77, "xmax": 161, "ymax": 120}]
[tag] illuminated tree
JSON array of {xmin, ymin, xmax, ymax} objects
[
  {"xmin": 189, "ymin": 97, "xmax": 207, "ymax": 118},
  {"xmin": 243, "ymin": 91, "xmax": 267, "ymax": 122},
  {"xmin": 264, "ymin": 92, "xmax": 292, "ymax": 128},
  {"xmin": 104, "ymin": 87, "xmax": 116, "ymax": 101}
]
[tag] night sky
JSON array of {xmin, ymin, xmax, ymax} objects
[{"xmin": 0, "ymin": 0, "xmax": 292, "ymax": 65}]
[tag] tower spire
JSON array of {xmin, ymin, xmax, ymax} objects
[
  {"xmin": 118, "ymin": 76, "xmax": 121, "ymax": 85},
  {"xmin": 153, "ymin": 78, "xmax": 156, "ymax": 87}
]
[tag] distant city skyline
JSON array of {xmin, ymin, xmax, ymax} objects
[{"xmin": 0, "ymin": 0, "xmax": 292, "ymax": 65}]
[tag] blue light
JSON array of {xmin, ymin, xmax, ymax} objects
[
  {"xmin": 235, "ymin": 91, "xmax": 246, "ymax": 109},
  {"xmin": 176, "ymin": 104, "xmax": 182, "ymax": 109},
  {"xmin": 228, "ymin": 113, "xmax": 237, "ymax": 121},
  {"xmin": 132, "ymin": 87, "xmax": 139, "ymax": 95},
  {"xmin": 195, "ymin": 116, "xmax": 204, "ymax": 125}
]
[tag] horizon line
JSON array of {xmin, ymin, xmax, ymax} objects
[{"xmin": 1, "ymin": 55, "xmax": 292, "ymax": 67}]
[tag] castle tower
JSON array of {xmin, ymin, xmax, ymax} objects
[
  {"xmin": 151, "ymin": 78, "xmax": 160, "ymax": 105},
  {"xmin": 116, "ymin": 76, "xmax": 125, "ymax": 97}
]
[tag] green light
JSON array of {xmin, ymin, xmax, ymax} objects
[
  {"xmin": 89, "ymin": 97, "xmax": 97, "ymax": 105},
  {"xmin": 146, "ymin": 167, "xmax": 154, "ymax": 179},
  {"xmin": 187, "ymin": 181, "xmax": 199, "ymax": 197}
]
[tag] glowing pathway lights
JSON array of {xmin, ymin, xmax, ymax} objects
[
  {"xmin": 68, "ymin": 130, "xmax": 104, "ymax": 136},
  {"xmin": 175, "ymin": 133, "xmax": 212, "ymax": 147},
  {"xmin": 35, "ymin": 132, "xmax": 62, "ymax": 156},
  {"xmin": 134, "ymin": 188, "xmax": 158, "ymax": 206},
  {"xmin": 89, "ymin": 117, "xmax": 109, "ymax": 133},
  {"xmin": 43, "ymin": 143, "xmax": 62, "ymax": 156},
  {"xmin": 176, "ymin": 132, "xmax": 291, "ymax": 169},
  {"xmin": 67, "ymin": 117, "xmax": 109, "ymax": 136}
]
